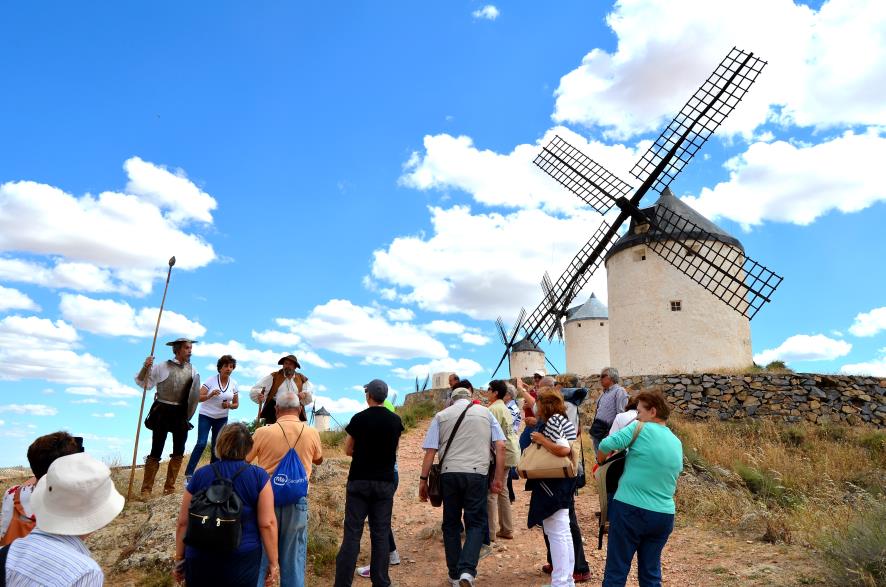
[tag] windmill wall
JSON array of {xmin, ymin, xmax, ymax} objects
[
  {"xmin": 606, "ymin": 242, "xmax": 752, "ymax": 375},
  {"xmin": 510, "ymin": 350, "xmax": 545, "ymax": 379},
  {"xmin": 564, "ymin": 318, "xmax": 610, "ymax": 375}
]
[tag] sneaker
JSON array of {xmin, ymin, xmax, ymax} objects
[
  {"xmin": 541, "ymin": 563, "xmax": 553, "ymax": 574},
  {"xmin": 448, "ymin": 578, "xmax": 460, "ymax": 587},
  {"xmin": 458, "ymin": 572, "xmax": 475, "ymax": 586},
  {"xmin": 573, "ymin": 570, "xmax": 592, "ymax": 583},
  {"xmin": 355, "ymin": 565, "xmax": 371, "ymax": 578},
  {"xmin": 478, "ymin": 545, "xmax": 493, "ymax": 560},
  {"xmin": 389, "ymin": 549, "xmax": 401, "ymax": 565}
]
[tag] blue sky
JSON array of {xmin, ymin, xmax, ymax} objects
[{"xmin": 1, "ymin": 0, "xmax": 885, "ymax": 466}]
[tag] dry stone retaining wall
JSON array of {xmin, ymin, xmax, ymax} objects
[{"xmin": 404, "ymin": 373, "xmax": 886, "ymax": 427}]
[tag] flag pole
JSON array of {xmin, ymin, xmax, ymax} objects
[{"xmin": 126, "ymin": 256, "xmax": 176, "ymax": 502}]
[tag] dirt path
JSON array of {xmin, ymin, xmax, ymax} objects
[{"xmin": 345, "ymin": 421, "xmax": 822, "ymax": 587}]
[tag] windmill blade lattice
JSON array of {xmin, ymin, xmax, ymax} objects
[
  {"xmin": 533, "ymin": 135, "xmax": 633, "ymax": 215},
  {"xmin": 521, "ymin": 220, "xmax": 615, "ymax": 346},
  {"xmin": 490, "ymin": 307, "xmax": 527, "ymax": 378},
  {"xmin": 644, "ymin": 204, "xmax": 783, "ymax": 319},
  {"xmin": 541, "ymin": 272, "xmax": 566, "ymax": 341},
  {"xmin": 630, "ymin": 48, "xmax": 767, "ymax": 196}
]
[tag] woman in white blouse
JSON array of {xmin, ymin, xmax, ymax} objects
[{"xmin": 184, "ymin": 354, "xmax": 239, "ymax": 481}]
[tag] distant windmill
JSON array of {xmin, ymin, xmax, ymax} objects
[
  {"xmin": 491, "ymin": 47, "xmax": 784, "ymax": 377},
  {"xmin": 415, "ymin": 374, "xmax": 430, "ymax": 393}
]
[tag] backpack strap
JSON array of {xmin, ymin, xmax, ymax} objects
[
  {"xmin": 438, "ymin": 403, "xmax": 473, "ymax": 468},
  {"xmin": 277, "ymin": 422, "xmax": 305, "ymax": 450},
  {"xmin": 210, "ymin": 462, "xmax": 250, "ymax": 482}
]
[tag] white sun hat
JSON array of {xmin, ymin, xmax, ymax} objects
[{"xmin": 31, "ymin": 452, "xmax": 125, "ymax": 535}]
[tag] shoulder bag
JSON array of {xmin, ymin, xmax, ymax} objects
[{"xmin": 427, "ymin": 403, "xmax": 473, "ymax": 507}]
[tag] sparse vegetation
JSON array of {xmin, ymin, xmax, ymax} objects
[
  {"xmin": 319, "ymin": 429, "xmax": 348, "ymax": 449},
  {"xmin": 396, "ymin": 399, "xmax": 437, "ymax": 431},
  {"xmin": 818, "ymin": 499, "xmax": 886, "ymax": 587}
]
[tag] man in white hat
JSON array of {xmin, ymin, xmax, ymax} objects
[{"xmin": 1, "ymin": 452, "xmax": 124, "ymax": 586}]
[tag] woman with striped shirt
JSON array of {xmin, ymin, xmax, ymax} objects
[{"xmin": 527, "ymin": 389, "xmax": 579, "ymax": 587}]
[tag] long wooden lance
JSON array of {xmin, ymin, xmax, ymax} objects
[{"xmin": 126, "ymin": 256, "xmax": 176, "ymax": 502}]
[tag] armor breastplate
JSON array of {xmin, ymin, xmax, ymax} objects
[{"xmin": 156, "ymin": 361, "xmax": 194, "ymax": 405}]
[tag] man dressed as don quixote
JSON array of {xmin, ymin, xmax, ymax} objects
[
  {"xmin": 249, "ymin": 354, "xmax": 314, "ymax": 424},
  {"xmin": 135, "ymin": 338, "xmax": 200, "ymax": 496}
]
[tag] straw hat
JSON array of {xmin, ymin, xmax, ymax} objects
[{"xmin": 31, "ymin": 453, "xmax": 125, "ymax": 536}]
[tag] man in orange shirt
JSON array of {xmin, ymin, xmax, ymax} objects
[{"xmin": 247, "ymin": 389, "xmax": 323, "ymax": 587}]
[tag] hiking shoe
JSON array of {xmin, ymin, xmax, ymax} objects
[
  {"xmin": 541, "ymin": 563, "xmax": 553, "ymax": 574},
  {"xmin": 458, "ymin": 572, "xmax": 475, "ymax": 586},
  {"xmin": 479, "ymin": 545, "xmax": 493, "ymax": 560},
  {"xmin": 389, "ymin": 550, "xmax": 401, "ymax": 565},
  {"xmin": 573, "ymin": 570, "xmax": 592, "ymax": 582}
]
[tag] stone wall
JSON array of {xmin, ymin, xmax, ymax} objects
[{"xmin": 404, "ymin": 373, "xmax": 886, "ymax": 428}]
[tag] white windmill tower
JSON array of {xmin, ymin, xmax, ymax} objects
[{"xmin": 564, "ymin": 293, "xmax": 610, "ymax": 375}]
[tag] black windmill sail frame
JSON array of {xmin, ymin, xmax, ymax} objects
[{"xmin": 491, "ymin": 47, "xmax": 783, "ymax": 374}]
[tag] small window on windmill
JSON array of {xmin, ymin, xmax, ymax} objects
[
  {"xmin": 633, "ymin": 248, "xmax": 646, "ymax": 262},
  {"xmin": 577, "ymin": 322, "xmax": 581, "ymax": 328},
  {"xmin": 670, "ymin": 300, "xmax": 682, "ymax": 312},
  {"xmin": 600, "ymin": 321, "xmax": 604, "ymax": 326}
]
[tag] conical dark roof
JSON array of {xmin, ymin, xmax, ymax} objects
[
  {"xmin": 565, "ymin": 293, "xmax": 608, "ymax": 323},
  {"xmin": 604, "ymin": 188, "xmax": 743, "ymax": 262},
  {"xmin": 314, "ymin": 406, "xmax": 331, "ymax": 416},
  {"xmin": 512, "ymin": 337, "xmax": 542, "ymax": 353}
]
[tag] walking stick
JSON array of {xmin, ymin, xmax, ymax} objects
[{"xmin": 126, "ymin": 256, "xmax": 176, "ymax": 502}]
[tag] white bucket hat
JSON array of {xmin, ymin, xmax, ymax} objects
[{"xmin": 31, "ymin": 452, "xmax": 125, "ymax": 535}]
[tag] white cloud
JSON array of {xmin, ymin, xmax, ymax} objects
[
  {"xmin": 109, "ymin": 400, "xmax": 129, "ymax": 406},
  {"xmin": 386, "ymin": 308, "xmax": 415, "ymax": 322},
  {"xmin": 0, "ymin": 285, "xmax": 39, "ymax": 312},
  {"xmin": 59, "ymin": 293, "xmax": 206, "ymax": 339},
  {"xmin": 0, "ymin": 404, "xmax": 58, "ymax": 416},
  {"xmin": 392, "ymin": 357, "xmax": 485, "ymax": 381},
  {"xmin": 552, "ymin": 0, "xmax": 886, "ymax": 138},
  {"xmin": 311, "ymin": 395, "xmax": 365, "ymax": 415},
  {"xmin": 72, "ymin": 398, "xmax": 99, "ymax": 404},
  {"xmin": 65, "ymin": 385, "xmax": 139, "ymax": 398},
  {"xmin": 841, "ymin": 348, "xmax": 886, "ymax": 377},
  {"xmin": 400, "ymin": 126, "xmax": 640, "ymax": 214},
  {"xmin": 424, "ymin": 320, "xmax": 467, "ymax": 335},
  {"xmin": 251, "ymin": 326, "xmax": 303, "ymax": 347},
  {"xmin": 472, "ymin": 5, "xmax": 500, "ymax": 20},
  {"xmin": 91, "ymin": 412, "xmax": 116, "ymax": 419},
  {"xmin": 754, "ymin": 334, "xmax": 852, "ymax": 365},
  {"xmin": 0, "ymin": 158, "xmax": 217, "ymax": 296},
  {"xmin": 371, "ymin": 205, "xmax": 609, "ymax": 320},
  {"xmin": 123, "ymin": 156, "xmax": 217, "ymax": 225},
  {"xmin": 280, "ymin": 299, "xmax": 449, "ymax": 363},
  {"xmin": 681, "ymin": 130, "xmax": 886, "ymax": 228},
  {"xmin": 461, "ymin": 332, "xmax": 491, "ymax": 346},
  {"xmin": 0, "ymin": 315, "xmax": 140, "ymax": 397},
  {"xmin": 191, "ymin": 339, "xmax": 332, "ymax": 382},
  {"xmin": 848, "ymin": 306, "xmax": 886, "ymax": 337}
]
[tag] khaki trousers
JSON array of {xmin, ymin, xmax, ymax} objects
[{"xmin": 487, "ymin": 484, "xmax": 513, "ymax": 538}]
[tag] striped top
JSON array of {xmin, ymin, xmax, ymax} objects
[
  {"xmin": 541, "ymin": 413, "xmax": 577, "ymax": 445},
  {"xmin": 5, "ymin": 528, "xmax": 104, "ymax": 586},
  {"xmin": 506, "ymin": 399, "xmax": 522, "ymax": 433}
]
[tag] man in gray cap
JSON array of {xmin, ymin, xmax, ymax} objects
[
  {"xmin": 333, "ymin": 379, "xmax": 404, "ymax": 587},
  {"xmin": 419, "ymin": 387, "xmax": 506, "ymax": 587},
  {"xmin": 249, "ymin": 354, "xmax": 314, "ymax": 424},
  {"xmin": 135, "ymin": 338, "xmax": 200, "ymax": 496}
]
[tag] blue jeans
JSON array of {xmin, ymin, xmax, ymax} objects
[
  {"xmin": 258, "ymin": 497, "xmax": 308, "ymax": 587},
  {"xmin": 441, "ymin": 472, "xmax": 488, "ymax": 580},
  {"xmin": 334, "ymin": 480, "xmax": 396, "ymax": 587},
  {"xmin": 184, "ymin": 413, "xmax": 227, "ymax": 477},
  {"xmin": 603, "ymin": 500, "xmax": 674, "ymax": 587}
]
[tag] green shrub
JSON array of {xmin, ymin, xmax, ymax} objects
[
  {"xmin": 858, "ymin": 431, "xmax": 886, "ymax": 460},
  {"xmin": 397, "ymin": 400, "xmax": 437, "ymax": 431},
  {"xmin": 816, "ymin": 422, "xmax": 848, "ymax": 442},
  {"xmin": 780, "ymin": 426, "xmax": 807, "ymax": 447},
  {"xmin": 735, "ymin": 462, "xmax": 798, "ymax": 508},
  {"xmin": 765, "ymin": 360, "xmax": 792, "ymax": 372},
  {"xmin": 319, "ymin": 429, "xmax": 348, "ymax": 449},
  {"xmin": 819, "ymin": 500, "xmax": 886, "ymax": 586}
]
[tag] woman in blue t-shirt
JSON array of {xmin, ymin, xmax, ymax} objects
[
  {"xmin": 173, "ymin": 422, "xmax": 279, "ymax": 586},
  {"xmin": 597, "ymin": 390, "xmax": 683, "ymax": 587}
]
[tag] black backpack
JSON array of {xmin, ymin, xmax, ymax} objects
[{"xmin": 184, "ymin": 462, "xmax": 248, "ymax": 552}]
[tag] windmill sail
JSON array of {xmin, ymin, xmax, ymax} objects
[{"xmin": 630, "ymin": 48, "xmax": 767, "ymax": 196}]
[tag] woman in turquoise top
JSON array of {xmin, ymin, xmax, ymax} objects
[{"xmin": 596, "ymin": 390, "xmax": 683, "ymax": 587}]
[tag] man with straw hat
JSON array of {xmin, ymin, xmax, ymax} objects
[
  {"xmin": 249, "ymin": 354, "xmax": 314, "ymax": 425},
  {"xmin": 1, "ymin": 452, "xmax": 124, "ymax": 585},
  {"xmin": 135, "ymin": 337, "xmax": 200, "ymax": 496}
]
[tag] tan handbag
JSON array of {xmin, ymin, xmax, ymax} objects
[{"xmin": 517, "ymin": 438, "xmax": 582, "ymax": 479}]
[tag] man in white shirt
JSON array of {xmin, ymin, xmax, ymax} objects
[{"xmin": 249, "ymin": 354, "xmax": 314, "ymax": 424}]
